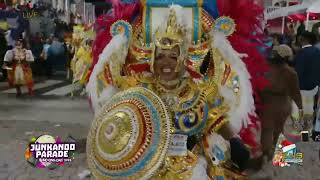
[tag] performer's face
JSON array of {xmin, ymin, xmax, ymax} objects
[
  {"xmin": 154, "ymin": 45, "xmax": 180, "ymax": 81},
  {"xmin": 15, "ymin": 41, "xmax": 22, "ymax": 49}
]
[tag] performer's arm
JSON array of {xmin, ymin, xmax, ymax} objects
[
  {"xmin": 216, "ymin": 122, "xmax": 235, "ymax": 140},
  {"xmin": 4, "ymin": 50, "xmax": 13, "ymax": 62},
  {"xmin": 206, "ymin": 107, "xmax": 250, "ymax": 171},
  {"xmin": 3, "ymin": 50, "xmax": 13, "ymax": 67},
  {"xmin": 288, "ymin": 71, "xmax": 303, "ymax": 110}
]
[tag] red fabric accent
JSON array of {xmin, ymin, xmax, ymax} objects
[
  {"xmin": 7, "ymin": 63, "xmax": 34, "ymax": 88},
  {"xmin": 217, "ymin": 0, "xmax": 270, "ymax": 157},
  {"xmin": 126, "ymin": 63, "xmax": 150, "ymax": 74},
  {"xmin": 186, "ymin": 68, "xmax": 202, "ymax": 79},
  {"xmin": 89, "ymin": 0, "xmax": 141, "ymax": 79}
]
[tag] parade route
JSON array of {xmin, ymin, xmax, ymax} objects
[{"xmin": 0, "ymin": 96, "xmax": 92, "ymax": 180}]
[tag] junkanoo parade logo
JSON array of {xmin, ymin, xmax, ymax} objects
[{"xmin": 25, "ymin": 135, "xmax": 76, "ymax": 169}]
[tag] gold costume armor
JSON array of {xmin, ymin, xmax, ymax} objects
[{"xmin": 86, "ymin": 2, "xmax": 252, "ymax": 180}]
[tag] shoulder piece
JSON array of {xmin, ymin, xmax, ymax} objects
[{"xmin": 4, "ymin": 50, "xmax": 13, "ymax": 62}]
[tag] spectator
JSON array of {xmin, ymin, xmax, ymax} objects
[
  {"xmin": 294, "ymin": 31, "xmax": 320, "ymax": 130},
  {"xmin": 0, "ymin": 31, "xmax": 7, "ymax": 81},
  {"xmin": 286, "ymin": 24, "xmax": 295, "ymax": 46},
  {"xmin": 46, "ymin": 37, "xmax": 66, "ymax": 78},
  {"xmin": 297, "ymin": 21, "xmax": 306, "ymax": 38},
  {"xmin": 271, "ymin": 33, "xmax": 282, "ymax": 47},
  {"xmin": 274, "ymin": 44, "xmax": 295, "ymax": 67},
  {"xmin": 30, "ymin": 32, "xmax": 43, "ymax": 75},
  {"xmin": 315, "ymin": 32, "xmax": 320, "ymax": 51},
  {"xmin": 294, "ymin": 31, "xmax": 320, "ymax": 90},
  {"xmin": 259, "ymin": 45, "xmax": 303, "ymax": 162},
  {"xmin": 40, "ymin": 38, "xmax": 52, "ymax": 76}
]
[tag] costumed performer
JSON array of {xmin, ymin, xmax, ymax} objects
[
  {"xmin": 71, "ymin": 29, "xmax": 95, "ymax": 96},
  {"xmin": 85, "ymin": 0, "xmax": 270, "ymax": 179},
  {"xmin": 2, "ymin": 39, "xmax": 34, "ymax": 96}
]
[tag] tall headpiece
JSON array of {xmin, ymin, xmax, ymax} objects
[
  {"xmin": 154, "ymin": 9, "xmax": 186, "ymax": 50},
  {"xmin": 150, "ymin": 9, "xmax": 187, "ymax": 73}
]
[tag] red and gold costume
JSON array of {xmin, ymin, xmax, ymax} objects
[
  {"xmin": 86, "ymin": 0, "xmax": 269, "ymax": 179},
  {"xmin": 4, "ymin": 48, "xmax": 34, "ymax": 89}
]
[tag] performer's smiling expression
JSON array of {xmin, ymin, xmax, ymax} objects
[{"xmin": 154, "ymin": 45, "xmax": 180, "ymax": 81}]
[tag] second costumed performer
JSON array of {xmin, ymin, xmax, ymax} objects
[{"xmin": 86, "ymin": 0, "xmax": 269, "ymax": 179}]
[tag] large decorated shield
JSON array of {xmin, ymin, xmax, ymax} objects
[{"xmin": 87, "ymin": 87, "xmax": 171, "ymax": 180}]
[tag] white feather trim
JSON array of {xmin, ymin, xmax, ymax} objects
[
  {"xmin": 96, "ymin": 85, "xmax": 119, "ymax": 116},
  {"xmin": 212, "ymin": 31, "xmax": 255, "ymax": 133},
  {"xmin": 86, "ymin": 35, "xmax": 128, "ymax": 114},
  {"xmin": 190, "ymin": 156, "xmax": 209, "ymax": 180}
]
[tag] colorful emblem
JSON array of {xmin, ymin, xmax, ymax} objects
[
  {"xmin": 87, "ymin": 87, "xmax": 171, "ymax": 180},
  {"xmin": 110, "ymin": 20, "xmax": 133, "ymax": 39},
  {"xmin": 25, "ymin": 135, "xmax": 76, "ymax": 169},
  {"xmin": 214, "ymin": 16, "xmax": 236, "ymax": 36}
]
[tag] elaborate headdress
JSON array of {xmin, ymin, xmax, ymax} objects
[
  {"xmin": 153, "ymin": 9, "xmax": 186, "ymax": 50},
  {"xmin": 149, "ymin": 9, "xmax": 187, "ymax": 73}
]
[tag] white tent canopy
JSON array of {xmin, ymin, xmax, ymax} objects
[
  {"xmin": 265, "ymin": 1, "xmax": 312, "ymax": 20},
  {"xmin": 307, "ymin": 1, "xmax": 320, "ymax": 13}
]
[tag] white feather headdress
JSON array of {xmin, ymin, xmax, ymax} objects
[{"xmin": 211, "ymin": 31, "xmax": 256, "ymax": 133}]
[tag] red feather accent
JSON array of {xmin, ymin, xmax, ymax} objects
[
  {"xmin": 89, "ymin": 1, "xmax": 140, "ymax": 78},
  {"xmin": 217, "ymin": 0, "xmax": 270, "ymax": 157}
]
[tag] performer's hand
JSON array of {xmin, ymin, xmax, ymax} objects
[
  {"xmin": 2, "ymin": 63, "xmax": 8, "ymax": 69},
  {"xmin": 229, "ymin": 137, "xmax": 250, "ymax": 171}
]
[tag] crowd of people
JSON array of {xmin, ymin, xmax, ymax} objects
[
  {"xmin": 0, "ymin": 32, "xmax": 72, "ymax": 77},
  {"xmin": 259, "ymin": 22, "xmax": 320, "ymax": 164},
  {"xmin": 0, "ymin": 22, "xmax": 94, "ymax": 97},
  {"xmin": 0, "ymin": 30, "xmax": 72, "ymax": 97}
]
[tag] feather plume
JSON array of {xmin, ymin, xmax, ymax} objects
[
  {"xmin": 217, "ymin": 0, "xmax": 270, "ymax": 158},
  {"xmin": 212, "ymin": 31, "xmax": 255, "ymax": 133},
  {"xmin": 90, "ymin": 0, "xmax": 140, "ymax": 79},
  {"xmin": 86, "ymin": 35, "xmax": 128, "ymax": 114}
]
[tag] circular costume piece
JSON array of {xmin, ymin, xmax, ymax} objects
[
  {"xmin": 87, "ymin": 87, "xmax": 171, "ymax": 180},
  {"xmin": 110, "ymin": 20, "xmax": 132, "ymax": 39},
  {"xmin": 214, "ymin": 16, "xmax": 236, "ymax": 36}
]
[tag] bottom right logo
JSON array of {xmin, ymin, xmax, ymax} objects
[{"xmin": 272, "ymin": 134, "xmax": 303, "ymax": 167}]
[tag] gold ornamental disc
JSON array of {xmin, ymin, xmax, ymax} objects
[{"xmin": 87, "ymin": 87, "xmax": 171, "ymax": 180}]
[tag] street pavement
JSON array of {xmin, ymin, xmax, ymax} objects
[
  {"xmin": 0, "ymin": 88, "xmax": 319, "ymax": 180},
  {"xmin": 0, "ymin": 120, "xmax": 90, "ymax": 180},
  {"xmin": 0, "ymin": 94, "xmax": 93, "ymax": 180},
  {"xmin": 0, "ymin": 75, "xmax": 84, "ymax": 98}
]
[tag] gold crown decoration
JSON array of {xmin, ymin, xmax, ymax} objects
[{"xmin": 154, "ymin": 9, "xmax": 187, "ymax": 50}]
